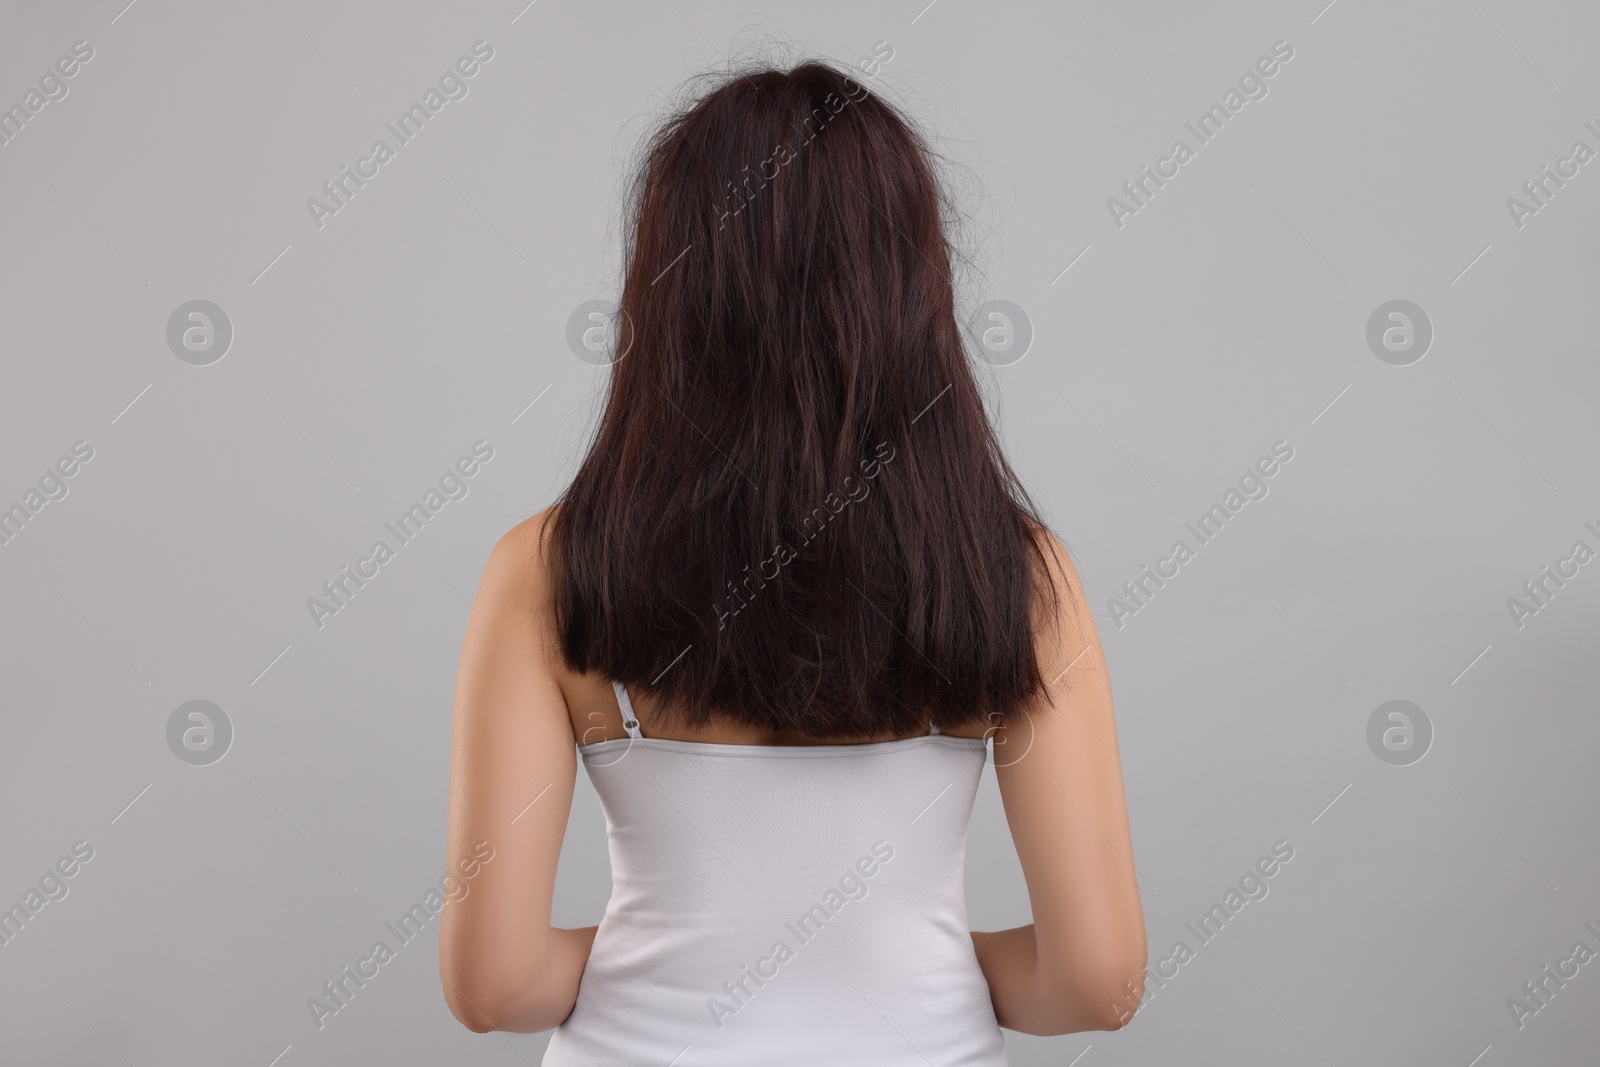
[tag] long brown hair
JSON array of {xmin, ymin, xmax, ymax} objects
[{"xmin": 547, "ymin": 59, "xmax": 1062, "ymax": 738}]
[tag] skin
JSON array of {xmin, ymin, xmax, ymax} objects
[{"xmin": 440, "ymin": 507, "xmax": 1146, "ymax": 1035}]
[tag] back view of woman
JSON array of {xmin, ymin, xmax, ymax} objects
[{"xmin": 439, "ymin": 58, "xmax": 1147, "ymax": 1064}]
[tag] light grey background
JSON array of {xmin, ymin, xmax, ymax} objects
[{"xmin": 2, "ymin": 0, "xmax": 1596, "ymax": 1064}]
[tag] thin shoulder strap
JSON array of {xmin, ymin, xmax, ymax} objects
[{"xmin": 612, "ymin": 680, "xmax": 643, "ymax": 739}]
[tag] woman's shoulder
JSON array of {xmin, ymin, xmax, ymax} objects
[
  {"xmin": 473, "ymin": 504, "xmax": 585, "ymax": 688},
  {"xmin": 478, "ymin": 505, "xmax": 562, "ymax": 622},
  {"xmin": 490, "ymin": 504, "xmax": 559, "ymax": 564}
]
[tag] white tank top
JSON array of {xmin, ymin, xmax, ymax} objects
[{"xmin": 540, "ymin": 682, "xmax": 1009, "ymax": 1065}]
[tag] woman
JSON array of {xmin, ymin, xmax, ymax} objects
[{"xmin": 440, "ymin": 58, "xmax": 1146, "ymax": 1064}]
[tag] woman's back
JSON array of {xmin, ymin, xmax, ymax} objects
[{"xmin": 543, "ymin": 684, "xmax": 1006, "ymax": 1065}]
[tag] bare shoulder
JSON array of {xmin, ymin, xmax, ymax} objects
[
  {"xmin": 483, "ymin": 505, "xmax": 614, "ymax": 731},
  {"xmin": 1016, "ymin": 521, "xmax": 1101, "ymax": 700},
  {"xmin": 468, "ymin": 505, "xmax": 572, "ymax": 684},
  {"xmin": 1025, "ymin": 520, "xmax": 1083, "ymax": 589},
  {"xmin": 481, "ymin": 505, "xmax": 561, "ymax": 605},
  {"xmin": 1024, "ymin": 522, "xmax": 1091, "ymax": 624},
  {"xmin": 491, "ymin": 504, "xmax": 559, "ymax": 562}
]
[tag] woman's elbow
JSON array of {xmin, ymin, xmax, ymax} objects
[
  {"xmin": 1091, "ymin": 962, "xmax": 1147, "ymax": 1032},
  {"xmin": 1098, "ymin": 973, "xmax": 1144, "ymax": 1031},
  {"xmin": 1034, "ymin": 959, "xmax": 1147, "ymax": 1035},
  {"xmin": 445, "ymin": 992, "xmax": 496, "ymax": 1034},
  {"xmin": 439, "ymin": 964, "xmax": 505, "ymax": 1033},
  {"xmin": 440, "ymin": 960, "xmax": 559, "ymax": 1034}
]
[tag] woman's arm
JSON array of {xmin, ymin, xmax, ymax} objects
[
  {"xmin": 439, "ymin": 509, "xmax": 592, "ymax": 1033},
  {"xmin": 974, "ymin": 532, "xmax": 1147, "ymax": 1035}
]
